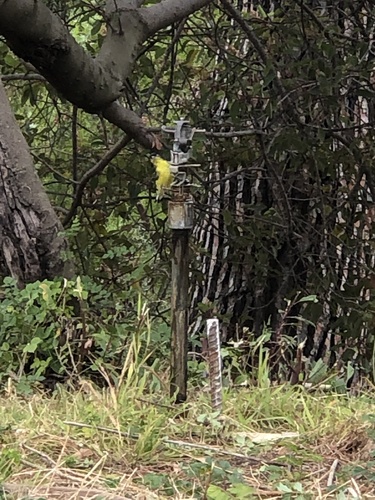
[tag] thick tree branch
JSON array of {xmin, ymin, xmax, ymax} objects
[
  {"xmin": 106, "ymin": 0, "xmax": 144, "ymax": 9},
  {"xmin": 143, "ymin": 0, "xmax": 212, "ymax": 34},
  {"xmin": 0, "ymin": 0, "xmax": 123, "ymax": 113},
  {"xmin": 142, "ymin": 0, "xmax": 213, "ymax": 35},
  {"xmin": 102, "ymin": 102, "xmax": 158, "ymax": 148},
  {"xmin": 96, "ymin": 6, "xmax": 148, "ymax": 81},
  {"xmin": 0, "ymin": 0, "xmax": 213, "ymax": 150},
  {"xmin": 97, "ymin": 0, "xmax": 214, "ymax": 81},
  {"xmin": 0, "ymin": 0, "xmax": 155, "ymax": 145},
  {"xmin": 1, "ymin": 73, "xmax": 46, "ymax": 82}
]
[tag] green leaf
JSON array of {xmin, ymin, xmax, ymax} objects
[
  {"xmin": 186, "ymin": 49, "xmax": 199, "ymax": 65},
  {"xmin": 39, "ymin": 283, "xmax": 51, "ymax": 302},
  {"xmin": 307, "ymin": 359, "xmax": 327, "ymax": 384},
  {"xmin": 91, "ymin": 20, "xmax": 102, "ymax": 36},
  {"xmin": 23, "ymin": 337, "xmax": 42, "ymax": 354},
  {"xmin": 223, "ymin": 209, "xmax": 233, "ymax": 225},
  {"xmin": 206, "ymin": 485, "xmax": 231, "ymax": 500},
  {"xmin": 229, "ymin": 101, "xmax": 241, "ymax": 123},
  {"xmin": 4, "ymin": 53, "xmax": 18, "ymax": 68},
  {"xmin": 297, "ymin": 295, "xmax": 318, "ymax": 304},
  {"xmin": 228, "ymin": 483, "xmax": 255, "ymax": 497},
  {"xmin": 277, "ymin": 483, "xmax": 293, "ymax": 493}
]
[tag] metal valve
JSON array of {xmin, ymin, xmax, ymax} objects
[{"xmin": 162, "ymin": 119, "xmax": 196, "ymax": 167}]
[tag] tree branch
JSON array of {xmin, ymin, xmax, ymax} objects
[
  {"xmin": 0, "ymin": 0, "xmax": 123, "ymax": 113},
  {"xmin": 143, "ymin": 0, "xmax": 212, "ymax": 34},
  {"xmin": 102, "ymin": 101, "xmax": 158, "ymax": 149},
  {"xmin": 0, "ymin": 0, "xmax": 213, "ymax": 150},
  {"xmin": 63, "ymin": 135, "xmax": 132, "ymax": 226},
  {"xmin": 1, "ymin": 73, "xmax": 46, "ymax": 82},
  {"xmin": 0, "ymin": 0, "xmax": 156, "ymax": 145}
]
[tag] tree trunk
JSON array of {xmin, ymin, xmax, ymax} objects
[{"xmin": 0, "ymin": 78, "xmax": 72, "ymax": 286}]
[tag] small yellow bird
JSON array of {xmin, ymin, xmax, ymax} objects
[{"xmin": 151, "ymin": 155, "xmax": 173, "ymax": 200}]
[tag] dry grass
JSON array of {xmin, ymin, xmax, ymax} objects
[{"xmin": 0, "ymin": 379, "xmax": 373, "ymax": 499}]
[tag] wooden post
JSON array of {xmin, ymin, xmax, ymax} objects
[{"xmin": 170, "ymin": 228, "xmax": 190, "ymax": 403}]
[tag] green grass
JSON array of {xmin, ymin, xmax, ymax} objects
[{"xmin": 0, "ymin": 374, "xmax": 373, "ymax": 499}]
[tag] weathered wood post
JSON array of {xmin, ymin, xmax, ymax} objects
[
  {"xmin": 169, "ymin": 201, "xmax": 192, "ymax": 402},
  {"xmin": 164, "ymin": 120, "xmax": 197, "ymax": 402}
]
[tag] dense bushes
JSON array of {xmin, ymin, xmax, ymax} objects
[{"xmin": 0, "ymin": 276, "xmax": 170, "ymax": 392}]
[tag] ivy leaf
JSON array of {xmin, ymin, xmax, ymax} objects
[
  {"xmin": 39, "ymin": 283, "xmax": 51, "ymax": 302},
  {"xmin": 23, "ymin": 337, "xmax": 42, "ymax": 354}
]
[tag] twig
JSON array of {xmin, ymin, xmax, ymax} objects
[
  {"xmin": 349, "ymin": 477, "xmax": 362, "ymax": 498},
  {"xmin": 63, "ymin": 134, "xmax": 131, "ymax": 226},
  {"xmin": 63, "ymin": 420, "xmax": 278, "ymax": 464},
  {"xmin": 218, "ymin": 0, "xmax": 301, "ymax": 126},
  {"xmin": 22, "ymin": 444, "xmax": 57, "ymax": 466},
  {"xmin": 72, "ymin": 105, "xmax": 79, "ymax": 193},
  {"xmin": 20, "ymin": 459, "xmax": 45, "ymax": 469},
  {"xmin": 1, "ymin": 73, "xmax": 46, "ymax": 82},
  {"xmin": 142, "ymin": 18, "xmax": 187, "ymax": 111},
  {"xmin": 32, "ymin": 153, "xmax": 78, "ymax": 184},
  {"xmin": 64, "ymin": 421, "xmax": 139, "ymax": 440},
  {"xmin": 327, "ymin": 458, "xmax": 339, "ymax": 487}
]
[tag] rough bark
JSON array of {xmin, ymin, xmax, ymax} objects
[{"xmin": 0, "ymin": 79, "xmax": 72, "ymax": 286}]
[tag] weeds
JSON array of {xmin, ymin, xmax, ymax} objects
[
  {"xmin": 0, "ymin": 287, "xmax": 373, "ymax": 498},
  {"xmin": 0, "ymin": 372, "xmax": 373, "ymax": 499}
]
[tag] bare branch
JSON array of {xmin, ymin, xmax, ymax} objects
[
  {"xmin": 102, "ymin": 101, "xmax": 158, "ymax": 148},
  {"xmin": 1, "ymin": 73, "xmax": 45, "ymax": 82},
  {"xmin": 63, "ymin": 135, "xmax": 132, "ymax": 226}
]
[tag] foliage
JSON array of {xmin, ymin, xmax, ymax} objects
[
  {"xmin": 184, "ymin": 1, "xmax": 375, "ymax": 374},
  {"xmin": 2, "ymin": 1, "xmax": 375, "ymax": 382},
  {"xmin": 0, "ymin": 275, "xmax": 169, "ymax": 393},
  {"xmin": 2, "ymin": 4, "xmax": 375, "ymax": 499}
]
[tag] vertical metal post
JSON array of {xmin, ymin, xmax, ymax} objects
[{"xmin": 170, "ymin": 228, "xmax": 190, "ymax": 402}]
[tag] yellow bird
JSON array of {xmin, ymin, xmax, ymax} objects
[{"xmin": 151, "ymin": 156, "xmax": 173, "ymax": 200}]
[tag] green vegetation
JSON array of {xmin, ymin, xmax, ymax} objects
[
  {"xmin": 2, "ymin": 1, "xmax": 375, "ymax": 379},
  {"xmin": 0, "ymin": 308, "xmax": 373, "ymax": 499},
  {"xmin": 0, "ymin": 367, "xmax": 373, "ymax": 499},
  {"xmin": 0, "ymin": 275, "xmax": 168, "ymax": 394},
  {"xmin": 1, "ymin": 2, "xmax": 375, "ymax": 498}
]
